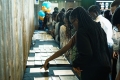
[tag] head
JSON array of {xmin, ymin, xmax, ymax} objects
[
  {"xmin": 64, "ymin": 10, "xmax": 72, "ymax": 38},
  {"xmin": 57, "ymin": 12, "xmax": 64, "ymax": 23},
  {"xmin": 60, "ymin": 8, "xmax": 65, "ymax": 13},
  {"xmin": 112, "ymin": 7, "xmax": 120, "ymax": 32},
  {"xmin": 88, "ymin": 5, "xmax": 101, "ymax": 20},
  {"xmin": 111, "ymin": 0, "xmax": 120, "ymax": 14},
  {"xmin": 64, "ymin": 10, "xmax": 72, "ymax": 27},
  {"xmin": 69, "ymin": 6, "xmax": 94, "ymax": 31},
  {"xmin": 104, "ymin": 10, "xmax": 112, "ymax": 22},
  {"xmin": 54, "ymin": 7, "xmax": 59, "ymax": 13}
]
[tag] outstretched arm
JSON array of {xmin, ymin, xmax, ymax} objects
[{"xmin": 42, "ymin": 33, "xmax": 76, "ymax": 70}]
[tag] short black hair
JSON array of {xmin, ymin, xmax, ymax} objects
[
  {"xmin": 88, "ymin": 5, "xmax": 101, "ymax": 14},
  {"xmin": 60, "ymin": 8, "xmax": 65, "ymax": 13},
  {"xmin": 112, "ymin": 6, "xmax": 120, "ymax": 25},
  {"xmin": 111, "ymin": 0, "xmax": 120, "ymax": 7}
]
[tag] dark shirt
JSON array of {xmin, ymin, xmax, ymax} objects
[{"xmin": 73, "ymin": 23, "xmax": 111, "ymax": 72}]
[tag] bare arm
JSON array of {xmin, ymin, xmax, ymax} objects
[{"xmin": 42, "ymin": 33, "xmax": 76, "ymax": 70}]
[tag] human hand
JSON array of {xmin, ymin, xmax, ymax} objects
[
  {"xmin": 73, "ymin": 67, "xmax": 82, "ymax": 76},
  {"xmin": 113, "ymin": 51, "xmax": 119, "ymax": 59},
  {"xmin": 41, "ymin": 59, "xmax": 49, "ymax": 70}
]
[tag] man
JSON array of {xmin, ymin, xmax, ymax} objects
[
  {"xmin": 88, "ymin": 5, "xmax": 113, "ymax": 80},
  {"xmin": 111, "ymin": 0, "xmax": 120, "ymax": 14},
  {"xmin": 111, "ymin": 1, "xmax": 120, "ymax": 80},
  {"xmin": 111, "ymin": 6, "xmax": 120, "ymax": 80},
  {"xmin": 88, "ymin": 5, "xmax": 113, "ymax": 54}
]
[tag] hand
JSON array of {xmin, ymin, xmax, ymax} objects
[
  {"xmin": 73, "ymin": 67, "xmax": 82, "ymax": 76},
  {"xmin": 41, "ymin": 59, "xmax": 49, "ymax": 70},
  {"xmin": 113, "ymin": 51, "xmax": 119, "ymax": 59}
]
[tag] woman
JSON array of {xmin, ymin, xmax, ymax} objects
[
  {"xmin": 54, "ymin": 12, "xmax": 64, "ymax": 46},
  {"xmin": 111, "ymin": 6, "xmax": 120, "ymax": 80},
  {"xmin": 60, "ymin": 10, "xmax": 72, "ymax": 48},
  {"xmin": 42, "ymin": 7, "xmax": 111, "ymax": 80}
]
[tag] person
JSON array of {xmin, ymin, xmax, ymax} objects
[
  {"xmin": 104, "ymin": 10, "xmax": 112, "ymax": 22},
  {"xmin": 43, "ymin": 12, "xmax": 52, "ymax": 31},
  {"xmin": 60, "ymin": 8, "xmax": 66, "ymax": 13},
  {"xmin": 111, "ymin": 6, "xmax": 120, "ymax": 80},
  {"xmin": 52, "ymin": 7, "xmax": 59, "ymax": 19},
  {"xmin": 88, "ymin": 5, "xmax": 113, "ymax": 59},
  {"xmin": 60, "ymin": 10, "xmax": 73, "ymax": 61},
  {"xmin": 54, "ymin": 12, "xmax": 64, "ymax": 46},
  {"xmin": 60, "ymin": 10, "xmax": 72, "ymax": 49},
  {"xmin": 111, "ymin": 0, "xmax": 120, "ymax": 15},
  {"xmin": 41, "ymin": 6, "xmax": 111, "ymax": 80},
  {"xmin": 110, "ymin": 1, "xmax": 120, "ymax": 80}
]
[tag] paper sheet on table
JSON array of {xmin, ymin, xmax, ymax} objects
[
  {"xmin": 29, "ymin": 50, "xmax": 35, "ymax": 53},
  {"xmin": 59, "ymin": 76, "xmax": 78, "ymax": 80},
  {"xmin": 34, "ymin": 77, "xmax": 52, "ymax": 80},
  {"xmin": 27, "ymin": 61, "xmax": 34, "ymax": 66},
  {"xmin": 30, "ymin": 68, "xmax": 49, "ymax": 73},
  {"xmin": 34, "ymin": 61, "xmax": 42, "ymax": 65},
  {"xmin": 51, "ymin": 76, "xmax": 60, "ymax": 80},
  {"xmin": 55, "ymin": 60, "xmax": 70, "ymax": 64},
  {"xmin": 28, "ymin": 57, "xmax": 35, "ymax": 60},
  {"xmin": 53, "ymin": 70, "xmax": 74, "ymax": 75},
  {"xmin": 34, "ymin": 57, "xmax": 41, "ymax": 60}
]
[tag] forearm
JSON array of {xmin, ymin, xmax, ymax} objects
[
  {"xmin": 47, "ymin": 34, "xmax": 76, "ymax": 62},
  {"xmin": 47, "ymin": 49, "xmax": 64, "ymax": 62}
]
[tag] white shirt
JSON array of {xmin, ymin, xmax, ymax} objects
[
  {"xmin": 95, "ymin": 15, "xmax": 113, "ymax": 44},
  {"xmin": 60, "ymin": 25, "xmax": 69, "ymax": 48},
  {"xmin": 55, "ymin": 22, "xmax": 60, "ymax": 43}
]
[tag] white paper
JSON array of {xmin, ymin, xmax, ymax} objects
[
  {"xmin": 29, "ymin": 50, "xmax": 35, "ymax": 53},
  {"xmin": 40, "ymin": 53, "xmax": 48, "ymax": 57},
  {"xmin": 34, "ymin": 77, "xmax": 52, "ymax": 80},
  {"xmin": 28, "ymin": 57, "xmax": 35, "ymax": 60},
  {"xmin": 51, "ymin": 76, "xmax": 60, "ymax": 80},
  {"xmin": 30, "ymin": 68, "xmax": 49, "ymax": 73},
  {"xmin": 55, "ymin": 60, "xmax": 70, "ymax": 64},
  {"xmin": 34, "ymin": 61, "xmax": 42, "ymax": 65},
  {"xmin": 53, "ymin": 70, "xmax": 74, "ymax": 75},
  {"xmin": 41, "ymin": 57, "xmax": 48, "ymax": 60},
  {"xmin": 59, "ymin": 76, "xmax": 78, "ymax": 80},
  {"xmin": 34, "ymin": 57, "xmax": 41, "ymax": 60},
  {"xmin": 27, "ymin": 61, "xmax": 34, "ymax": 66},
  {"xmin": 35, "ymin": 53, "xmax": 41, "ymax": 57},
  {"xmin": 47, "ymin": 53, "xmax": 54, "ymax": 56},
  {"xmin": 49, "ymin": 60, "xmax": 56, "ymax": 64},
  {"xmin": 56, "ymin": 56, "xmax": 65, "ymax": 60}
]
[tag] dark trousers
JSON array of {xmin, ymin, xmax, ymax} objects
[
  {"xmin": 80, "ymin": 67, "xmax": 110, "ymax": 80},
  {"xmin": 112, "ymin": 58, "xmax": 117, "ymax": 80}
]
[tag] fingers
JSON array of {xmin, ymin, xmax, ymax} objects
[
  {"xmin": 113, "ymin": 52, "xmax": 118, "ymax": 59},
  {"xmin": 73, "ymin": 67, "xmax": 82, "ymax": 76},
  {"xmin": 40, "ymin": 61, "xmax": 49, "ymax": 70},
  {"xmin": 40, "ymin": 66, "xmax": 44, "ymax": 69}
]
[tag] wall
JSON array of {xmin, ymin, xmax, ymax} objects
[
  {"xmin": 0, "ymin": 0, "xmax": 34, "ymax": 80},
  {"xmin": 34, "ymin": 0, "xmax": 81, "ymax": 30}
]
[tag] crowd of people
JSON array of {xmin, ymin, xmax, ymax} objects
[{"xmin": 39, "ymin": 0, "xmax": 120, "ymax": 80}]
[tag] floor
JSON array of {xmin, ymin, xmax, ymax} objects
[{"xmin": 22, "ymin": 30, "xmax": 79, "ymax": 80}]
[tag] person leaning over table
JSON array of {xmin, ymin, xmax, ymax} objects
[{"xmin": 41, "ymin": 6, "xmax": 111, "ymax": 80}]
